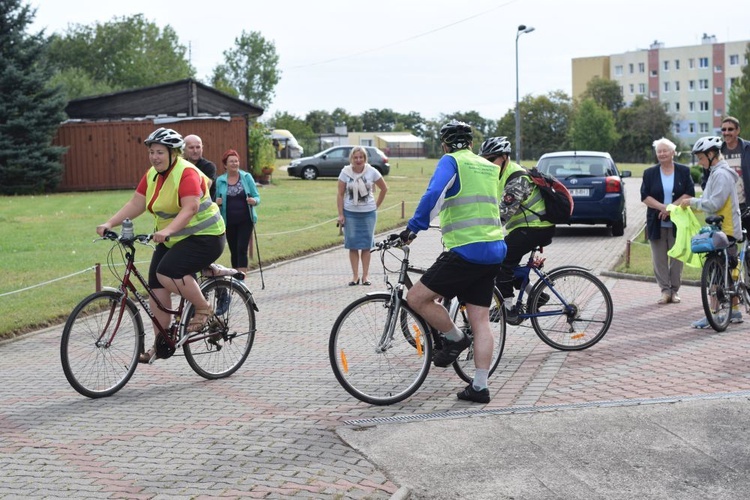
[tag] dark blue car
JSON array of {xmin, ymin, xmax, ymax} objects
[{"xmin": 535, "ymin": 151, "xmax": 631, "ymax": 236}]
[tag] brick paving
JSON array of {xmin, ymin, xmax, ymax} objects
[{"xmin": 2, "ymin": 179, "xmax": 750, "ymax": 498}]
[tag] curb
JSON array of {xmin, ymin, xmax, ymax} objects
[
  {"xmin": 390, "ymin": 486, "xmax": 411, "ymax": 500},
  {"xmin": 601, "ymin": 270, "xmax": 701, "ymax": 287}
]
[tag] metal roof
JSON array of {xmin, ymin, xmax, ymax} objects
[{"xmin": 64, "ymin": 78, "xmax": 264, "ymax": 120}]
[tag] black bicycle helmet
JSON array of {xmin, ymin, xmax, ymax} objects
[
  {"xmin": 479, "ymin": 136, "xmax": 512, "ymax": 158},
  {"xmin": 439, "ymin": 120, "xmax": 473, "ymax": 151},
  {"xmin": 691, "ymin": 136, "xmax": 723, "ymax": 154},
  {"xmin": 144, "ymin": 127, "xmax": 185, "ymax": 150}
]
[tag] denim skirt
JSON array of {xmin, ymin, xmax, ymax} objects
[{"xmin": 343, "ymin": 209, "xmax": 376, "ymax": 250}]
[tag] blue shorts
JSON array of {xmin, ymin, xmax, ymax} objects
[{"xmin": 418, "ymin": 251, "xmax": 500, "ymax": 307}]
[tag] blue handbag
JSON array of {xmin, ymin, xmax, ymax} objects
[{"xmin": 690, "ymin": 226, "xmax": 729, "ymax": 253}]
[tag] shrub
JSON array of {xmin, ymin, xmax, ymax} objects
[{"xmin": 247, "ymin": 122, "xmax": 276, "ymax": 177}]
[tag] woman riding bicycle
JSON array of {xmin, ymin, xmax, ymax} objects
[
  {"xmin": 678, "ymin": 136, "xmax": 742, "ymax": 328},
  {"xmin": 96, "ymin": 127, "xmax": 226, "ymax": 361}
]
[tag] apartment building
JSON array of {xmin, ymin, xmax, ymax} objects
[{"xmin": 572, "ymin": 34, "xmax": 748, "ymax": 146}]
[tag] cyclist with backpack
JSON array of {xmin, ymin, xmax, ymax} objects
[{"xmin": 479, "ymin": 137, "xmax": 555, "ymax": 322}]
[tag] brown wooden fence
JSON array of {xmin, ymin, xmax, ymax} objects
[{"xmin": 53, "ymin": 116, "xmax": 248, "ymax": 191}]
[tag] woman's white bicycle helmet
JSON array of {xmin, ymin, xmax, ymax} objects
[{"xmin": 144, "ymin": 128, "xmax": 185, "ymax": 150}]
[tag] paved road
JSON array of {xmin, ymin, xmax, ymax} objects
[{"xmin": 3, "ymin": 178, "xmax": 750, "ymax": 499}]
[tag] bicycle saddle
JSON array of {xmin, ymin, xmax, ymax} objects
[{"xmin": 202, "ymin": 263, "xmax": 246, "ymax": 280}]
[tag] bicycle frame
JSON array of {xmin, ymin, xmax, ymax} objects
[
  {"xmin": 102, "ymin": 235, "xmax": 230, "ymax": 353},
  {"xmin": 376, "ymin": 243, "xmax": 412, "ymax": 352},
  {"xmin": 510, "ymin": 248, "xmax": 574, "ymax": 320}
]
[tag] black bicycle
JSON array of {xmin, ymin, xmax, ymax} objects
[
  {"xmin": 697, "ymin": 214, "xmax": 750, "ymax": 332},
  {"xmin": 328, "ymin": 235, "xmax": 506, "ymax": 405}
]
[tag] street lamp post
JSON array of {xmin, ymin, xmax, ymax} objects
[{"xmin": 515, "ymin": 24, "xmax": 535, "ymax": 164}]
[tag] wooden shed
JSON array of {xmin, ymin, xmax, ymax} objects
[{"xmin": 54, "ymin": 79, "xmax": 264, "ymax": 191}]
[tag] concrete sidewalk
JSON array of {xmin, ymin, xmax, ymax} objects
[{"xmin": 3, "ymin": 178, "xmax": 750, "ymax": 499}]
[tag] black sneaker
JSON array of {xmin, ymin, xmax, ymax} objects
[
  {"xmin": 538, "ymin": 292, "xmax": 550, "ymax": 307},
  {"xmin": 505, "ymin": 305, "xmax": 523, "ymax": 325},
  {"xmin": 457, "ymin": 384, "xmax": 490, "ymax": 403},
  {"xmin": 432, "ymin": 334, "xmax": 471, "ymax": 367}
]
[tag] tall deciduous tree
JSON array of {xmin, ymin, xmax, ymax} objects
[
  {"xmin": 616, "ymin": 96, "xmax": 674, "ymax": 162},
  {"xmin": 0, "ymin": 0, "xmax": 67, "ymax": 194},
  {"xmin": 212, "ymin": 30, "xmax": 280, "ymax": 109},
  {"xmin": 581, "ymin": 77, "xmax": 625, "ymax": 118},
  {"xmin": 728, "ymin": 42, "xmax": 750, "ymax": 127},
  {"xmin": 305, "ymin": 110, "xmax": 335, "ymax": 134},
  {"xmin": 568, "ymin": 99, "xmax": 619, "ymax": 153},
  {"xmin": 491, "ymin": 91, "xmax": 573, "ymax": 161},
  {"xmin": 47, "ymin": 14, "xmax": 192, "ymax": 99},
  {"xmin": 361, "ymin": 109, "xmax": 399, "ymax": 132}
]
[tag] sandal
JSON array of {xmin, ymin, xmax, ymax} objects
[
  {"xmin": 139, "ymin": 346, "xmax": 156, "ymax": 364},
  {"xmin": 187, "ymin": 307, "xmax": 214, "ymax": 333}
]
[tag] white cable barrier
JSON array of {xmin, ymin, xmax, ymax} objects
[
  {"xmin": 0, "ymin": 202, "xmax": 411, "ymax": 298},
  {"xmin": 0, "ymin": 267, "xmax": 96, "ymax": 298},
  {"xmin": 255, "ymin": 201, "xmax": 404, "ymax": 237}
]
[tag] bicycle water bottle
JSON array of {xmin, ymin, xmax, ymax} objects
[{"xmin": 121, "ymin": 218, "xmax": 134, "ymax": 240}]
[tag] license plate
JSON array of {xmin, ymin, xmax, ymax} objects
[{"xmin": 569, "ymin": 188, "xmax": 589, "ymax": 197}]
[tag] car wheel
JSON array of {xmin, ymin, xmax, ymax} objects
[
  {"xmin": 301, "ymin": 166, "xmax": 318, "ymax": 180},
  {"xmin": 611, "ymin": 212, "xmax": 625, "ymax": 237}
]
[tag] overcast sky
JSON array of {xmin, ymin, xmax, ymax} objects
[{"xmin": 29, "ymin": 0, "xmax": 750, "ymax": 122}]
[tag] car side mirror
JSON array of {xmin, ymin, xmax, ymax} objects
[
  {"xmin": 620, "ymin": 170, "xmax": 632, "ymax": 178},
  {"xmin": 321, "ymin": 154, "xmax": 328, "ymax": 159}
]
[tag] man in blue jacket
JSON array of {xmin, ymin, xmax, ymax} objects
[{"xmin": 400, "ymin": 120, "xmax": 507, "ymax": 403}]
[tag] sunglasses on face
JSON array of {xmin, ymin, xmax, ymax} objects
[{"xmin": 721, "ymin": 127, "xmax": 736, "ymax": 132}]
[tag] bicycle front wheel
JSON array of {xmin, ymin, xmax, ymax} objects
[
  {"xmin": 529, "ymin": 268, "xmax": 613, "ymax": 350},
  {"xmin": 60, "ymin": 290, "xmax": 143, "ymax": 398},
  {"xmin": 701, "ymin": 254, "xmax": 731, "ymax": 332},
  {"xmin": 183, "ymin": 279, "xmax": 256, "ymax": 379},
  {"xmin": 453, "ymin": 288, "xmax": 506, "ymax": 384},
  {"xmin": 329, "ymin": 293, "xmax": 433, "ymax": 405}
]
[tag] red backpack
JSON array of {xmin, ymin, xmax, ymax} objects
[{"xmin": 507, "ymin": 167, "xmax": 574, "ymax": 225}]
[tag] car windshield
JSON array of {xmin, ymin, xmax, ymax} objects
[{"xmin": 537, "ymin": 156, "xmax": 613, "ymax": 178}]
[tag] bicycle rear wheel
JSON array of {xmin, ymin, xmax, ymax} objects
[
  {"xmin": 329, "ymin": 293, "xmax": 433, "ymax": 405},
  {"xmin": 529, "ymin": 268, "xmax": 613, "ymax": 350},
  {"xmin": 453, "ymin": 288, "xmax": 506, "ymax": 384},
  {"xmin": 701, "ymin": 254, "xmax": 731, "ymax": 332},
  {"xmin": 60, "ymin": 290, "xmax": 143, "ymax": 398},
  {"xmin": 183, "ymin": 279, "xmax": 256, "ymax": 379}
]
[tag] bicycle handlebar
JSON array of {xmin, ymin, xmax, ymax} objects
[
  {"xmin": 372, "ymin": 233, "xmax": 417, "ymax": 252},
  {"xmin": 98, "ymin": 230, "xmax": 165, "ymax": 245}
]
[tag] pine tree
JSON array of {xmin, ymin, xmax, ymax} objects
[{"xmin": 0, "ymin": 0, "xmax": 67, "ymax": 194}]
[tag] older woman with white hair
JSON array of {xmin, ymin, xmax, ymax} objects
[{"xmin": 640, "ymin": 137, "xmax": 695, "ymax": 304}]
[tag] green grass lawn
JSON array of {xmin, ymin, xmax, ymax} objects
[
  {"xmin": 0, "ymin": 158, "xmax": 660, "ymax": 340},
  {"xmin": 0, "ymin": 159, "xmax": 436, "ymax": 339},
  {"xmin": 613, "ymin": 223, "xmax": 703, "ymax": 282}
]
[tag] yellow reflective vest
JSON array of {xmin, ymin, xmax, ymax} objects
[
  {"xmin": 499, "ymin": 162, "xmax": 554, "ymax": 234},
  {"xmin": 440, "ymin": 149, "xmax": 504, "ymax": 249},
  {"xmin": 145, "ymin": 157, "xmax": 225, "ymax": 248}
]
